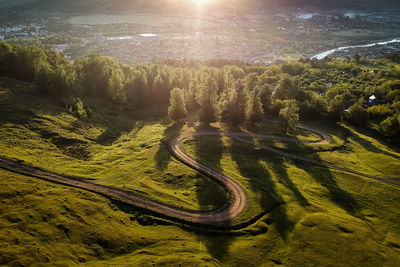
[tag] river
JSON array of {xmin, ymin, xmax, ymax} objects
[{"xmin": 311, "ymin": 38, "xmax": 400, "ymax": 60}]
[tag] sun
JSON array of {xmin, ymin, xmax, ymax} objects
[{"xmin": 191, "ymin": 0, "xmax": 210, "ymax": 6}]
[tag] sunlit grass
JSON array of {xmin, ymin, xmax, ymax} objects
[
  {"xmin": 0, "ymin": 77, "xmax": 226, "ymax": 212},
  {"xmin": 1, "ymin": 76, "xmax": 400, "ymax": 266},
  {"xmin": 180, "ymin": 126, "xmax": 400, "ymax": 265}
]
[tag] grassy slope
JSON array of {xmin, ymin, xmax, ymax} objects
[
  {"xmin": 255, "ymin": 120, "xmax": 400, "ymax": 178},
  {"xmin": 0, "ymin": 169, "xmax": 220, "ymax": 266},
  {"xmin": 0, "ymin": 77, "xmax": 226, "ymax": 212},
  {"xmin": 1, "ymin": 76, "xmax": 400, "ymax": 265},
  {"xmin": 274, "ymin": 116, "xmax": 399, "ymax": 180},
  {"xmin": 181, "ymin": 123, "xmax": 400, "ymax": 265}
]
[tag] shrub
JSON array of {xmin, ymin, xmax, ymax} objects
[
  {"xmin": 379, "ymin": 114, "xmax": 400, "ymax": 137},
  {"xmin": 65, "ymin": 96, "xmax": 89, "ymax": 119},
  {"xmin": 345, "ymin": 102, "xmax": 369, "ymax": 126},
  {"xmin": 367, "ymin": 104, "xmax": 393, "ymax": 119}
]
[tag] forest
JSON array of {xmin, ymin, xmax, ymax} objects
[{"xmin": 0, "ymin": 42, "xmax": 400, "ymax": 138}]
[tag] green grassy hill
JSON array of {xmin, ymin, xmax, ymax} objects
[
  {"xmin": 1, "ymin": 75, "xmax": 400, "ymax": 266},
  {"xmin": 0, "ymin": 168, "xmax": 220, "ymax": 266},
  {"xmin": 0, "ymin": 76, "xmax": 227, "ymax": 212}
]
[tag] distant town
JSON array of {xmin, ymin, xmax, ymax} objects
[{"xmin": 1, "ymin": 10, "xmax": 400, "ymax": 64}]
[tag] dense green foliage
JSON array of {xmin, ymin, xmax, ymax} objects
[
  {"xmin": 279, "ymin": 100, "xmax": 300, "ymax": 134},
  {"xmin": 1, "ymin": 57, "xmax": 400, "ymax": 266},
  {"xmin": 168, "ymin": 87, "xmax": 187, "ymax": 122},
  {"xmin": 1, "ymin": 42, "xmax": 400, "ymax": 138}
]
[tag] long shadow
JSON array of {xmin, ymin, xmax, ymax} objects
[
  {"xmin": 229, "ymin": 127, "xmax": 294, "ymax": 240},
  {"xmin": 249, "ymin": 126, "xmax": 310, "ymax": 206},
  {"xmin": 293, "ymin": 140, "xmax": 362, "ymax": 218},
  {"xmin": 194, "ymin": 124, "xmax": 224, "ymax": 173},
  {"xmin": 267, "ymin": 154, "xmax": 310, "ymax": 207},
  {"xmin": 337, "ymin": 123, "xmax": 400, "ymax": 160},
  {"xmin": 0, "ymin": 79, "xmax": 65, "ymax": 126},
  {"xmin": 96, "ymin": 116, "xmax": 139, "ymax": 146},
  {"xmin": 154, "ymin": 121, "xmax": 185, "ymax": 171},
  {"xmin": 192, "ymin": 123, "xmax": 234, "ymax": 262},
  {"xmin": 0, "ymin": 80, "xmax": 77, "ymax": 150}
]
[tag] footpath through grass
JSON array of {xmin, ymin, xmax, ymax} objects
[
  {"xmin": 1, "ymin": 76, "xmax": 400, "ymax": 266},
  {"xmin": 0, "ymin": 77, "xmax": 226, "ymax": 212},
  {"xmin": 180, "ymin": 121, "xmax": 400, "ymax": 265}
]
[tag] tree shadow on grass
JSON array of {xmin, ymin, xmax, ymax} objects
[
  {"xmin": 191, "ymin": 123, "xmax": 234, "ymax": 262},
  {"xmin": 193, "ymin": 173, "xmax": 227, "ymax": 211},
  {"xmin": 198, "ymin": 235, "xmax": 235, "ymax": 263},
  {"xmin": 154, "ymin": 121, "xmax": 185, "ymax": 171},
  {"xmin": 293, "ymin": 140, "xmax": 362, "ymax": 218},
  {"xmin": 267, "ymin": 154, "xmax": 310, "ymax": 207},
  {"xmin": 229, "ymin": 129, "xmax": 294, "ymax": 240},
  {"xmin": 96, "ymin": 117, "xmax": 138, "ymax": 146},
  {"xmin": 337, "ymin": 123, "xmax": 400, "ymax": 160},
  {"xmin": 252, "ymin": 123, "xmax": 364, "ymax": 219},
  {"xmin": 194, "ymin": 124, "xmax": 224, "ymax": 173},
  {"xmin": 0, "ymin": 80, "xmax": 65, "ymax": 126}
]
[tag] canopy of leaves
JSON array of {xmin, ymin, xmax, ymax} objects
[{"xmin": 168, "ymin": 88, "xmax": 187, "ymax": 122}]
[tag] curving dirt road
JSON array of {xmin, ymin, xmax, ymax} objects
[{"xmin": 0, "ymin": 124, "xmax": 399, "ymax": 228}]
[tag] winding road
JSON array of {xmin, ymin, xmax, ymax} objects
[{"xmin": 0, "ymin": 124, "xmax": 399, "ymax": 228}]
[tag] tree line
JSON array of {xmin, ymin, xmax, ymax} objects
[{"xmin": 1, "ymin": 42, "xmax": 400, "ymax": 137}]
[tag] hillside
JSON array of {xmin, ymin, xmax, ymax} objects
[
  {"xmin": 1, "ymin": 42, "xmax": 400, "ymax": 265},
  {"xmin": 1, "ymin": 75, "xmax": 400, "ymax": 266}
]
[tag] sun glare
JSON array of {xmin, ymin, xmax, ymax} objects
[{"xmin": 191, "ymin": 0, "xmax": 210, "ymax": 6}]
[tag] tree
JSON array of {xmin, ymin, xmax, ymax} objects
[
  {"xmin": 227, "ymin": 79, "xmax": 248, "ymax": 125},
  {"xmin": 168, "ymin": 88, "xmax": 187, "ymax": 122},
  {"xmin": 107, "ymin": 69, "xmax": 126, "ymax": 104},
  {"xmin": 298, "ymin": 91, "xmax": 328, "ymax": 119},
  {"xmin": 281, "ymin": 62, "xmax": 305, "ymax": 76},
  {"xmin": 228, "ymin": 66, "xmax": 245, "ymax": 80},
  {"xmin": 222, "ymin": 86, "xmax": 247, "ymax": 125},
  {"xmin": 76, "ymin": 54, "xmax": 113, "ymax": 97},
  {"xmin": 328, "ymin": 95, "xmax": 345, "ymax": 121},
  {"xmin": 184, "ymin": 81, "xmax": 200, "ymax": 112},
  {"xmin": 14, "ymin": 45, "xmax": 44, "ymax": 81},
  {"xmin": 245, "ymin": 73, "xmax": 258, "ymax": 91},
  {"xmin": 345, "ymin": 102, "xmax": 369, "ymax": 126},
  {"xmin": 199, "ymin": 75, "xmax": 219, "ymax": 124},
  {"xmin": 274, "ymin": 75, "xmax": 298, "ymax": 100},
  {"xmin": 379, "ymin": 114, "xmax": 400, "ymax": 137},
  {"xmin": 260, "ymin": 84, "xmax": 273, "ymax": 115},
  {"xmin": 0, "ymin": 42, "xmax": 14, "ymax": 75},
  {"xmin": 247, "ymin": 87, "xmax": 264, "ymax": 123},
  {"xmin": 279, "ymin": 100, "xmax": 299, "ymax": 134},
  {"xmin": 224, "ymin": 71, "xmax": 235, "ymax": 92},
  {"xmin": 34, "ymin": 59, "xmax": 53, "ymax": 95},
  {"xmin": 124, "ymin": 71, "xmax": 148, "ymax": 108},
  {"xmin": 151, "ymin": 73, "xmax": 169, "ymax": 106},
  {"xmin": 367, "ymin": 104, "xmax": 392, "ymax": 119}
]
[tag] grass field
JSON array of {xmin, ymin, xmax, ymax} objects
[
  {"xmin": 251, "ymin": 121, "xmax": 400, "ymax": 178},
  {"xmin": 1, "ymin": 76, "xmax": 400, "ymax": 266},
  {"xmin": 0, "ymin": 168, "xmax": 223, "ymax": 266},
  {"xmin": 0, "ymin": 77, "xmax": 228, "ymax": 212},
  {"xmin": 180, "ymin": 123, "xmax": 400, "ymax": 265}
]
